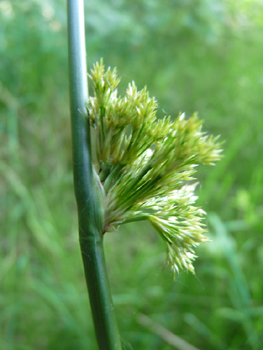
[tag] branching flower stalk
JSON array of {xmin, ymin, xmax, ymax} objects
[
  {"xmin": 88, "ymin": 60, "xmax": 222, "ymax": 276},
  {"xmin": 68, "ymin": 2, "xmax": 221, "ymax": 347}
]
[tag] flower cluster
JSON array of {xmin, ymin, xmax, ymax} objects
[{"xmin": 87, "ymin": 59, "xmax": 222, "ymax": 277}]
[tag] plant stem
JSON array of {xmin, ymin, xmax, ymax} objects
[{"xmin": 67, "ymin": 1, "xmax": 122, "ymax": 349}]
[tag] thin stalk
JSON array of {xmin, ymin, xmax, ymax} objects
[
  {"xmin": 67, "ymin": 1, "xmax": 122, "ymax": 349},
  {"xmin": 104, "ymin": 163, "xmax": 125, "ymax": 194},
  {"xmin": 120, "ymin": 214, "xmax": 150, "ymax": 224},
  {"xmin": 119, "ymin": 164, "xmax": 152, "ymax": 199}
]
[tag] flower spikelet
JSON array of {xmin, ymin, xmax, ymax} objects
[{"xmin": 87, "ymin": 59, "xmax": 222, "ymax": 277}]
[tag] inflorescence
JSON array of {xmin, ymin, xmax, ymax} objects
[{"xmin": 87, "ymin": 59, "xmax": 222, "ymax": 277}]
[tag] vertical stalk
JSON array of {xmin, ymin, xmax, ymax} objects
[{"xmin": 67, "ymin": 1, "xmax": 122, "ymax": 349}]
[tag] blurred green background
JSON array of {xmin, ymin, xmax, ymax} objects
[{"xmin": 1, "ymin": 1, "xmax": 263, "ymax": 349}]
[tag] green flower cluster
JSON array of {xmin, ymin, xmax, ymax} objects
[{"xmin": 87, "ymin": 59, "xmax": 222, "ymax": 277}]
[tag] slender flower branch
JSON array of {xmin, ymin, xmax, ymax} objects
[{"xmin": 67, "ymin": 2, "xmax": 122, "ymax": 349}]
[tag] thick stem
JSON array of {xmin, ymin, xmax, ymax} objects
[{"xmin": 67, "ymin": 1, "xmax": 122, "ymax": 349}]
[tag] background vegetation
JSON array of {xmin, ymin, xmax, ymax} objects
[{"xmin": 1, "ymin": 0, "xmax": 263, "ymax": 349}]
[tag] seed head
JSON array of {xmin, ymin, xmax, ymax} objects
[{"xmin": 87, "ymin": 59, "xmax": 222, "ymax": 277}]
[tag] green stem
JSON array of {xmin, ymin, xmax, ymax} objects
[
  {"xmin": 120, "ymin": 214, "xmax": 150, "ymax": 224},
  {"xmin": 119, "ymin": 164, "xmax": 152, "ymax": 199},
  {"xmin": 67, "ymin": 1, "xmax": 122, "ymax": 349},
  {"xmin": 104, "ymin": 163, "xmax": 125, "ymax": 194}
]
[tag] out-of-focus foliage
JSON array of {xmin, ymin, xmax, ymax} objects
[{"xmin": 1, "ymin": 0, "xmax": 263, "ymax": 349}]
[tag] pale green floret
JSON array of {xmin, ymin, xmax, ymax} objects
[{"xmin": 87, "ymin": 59, "xmax": 222, "ymax": 277}]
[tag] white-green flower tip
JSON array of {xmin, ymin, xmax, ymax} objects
[{"xmin": 87, "ymin": 59, "xmax": 222, "ymax": 278}]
